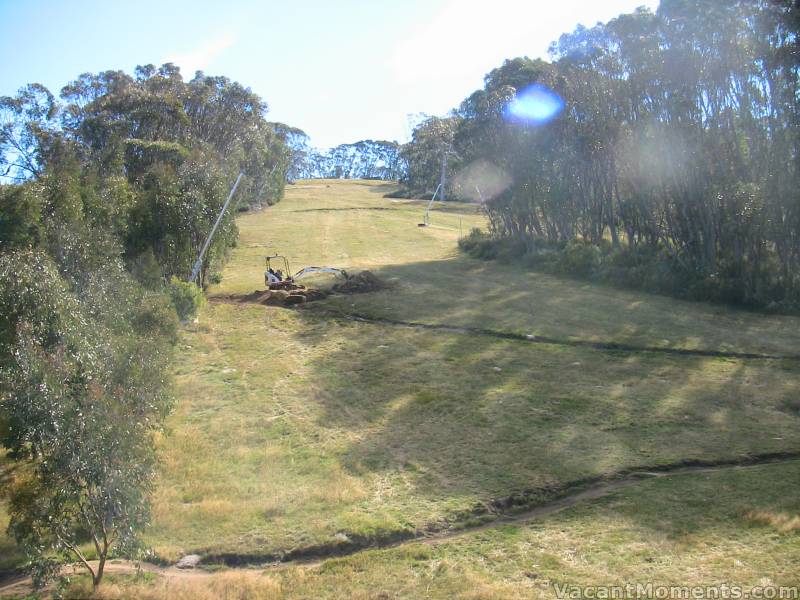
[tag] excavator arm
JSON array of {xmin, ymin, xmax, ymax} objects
[{"xmin": 293, "ymin": 266, "xmax": 349, "ymax": 280}]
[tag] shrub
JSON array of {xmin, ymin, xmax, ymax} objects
[
  {"xmin": 1, "ymin": 248, "xmax": 174, "ymax": 590},
  {"xmin": 458, "ymin": 228, "xmax": 525, "ymax": 261},
  {"xmin": 559, "ymin": 239, "xmax": 602, "ymax": 276},
  {"xmin": 458, "ymin": 232, "xmax": 800, "ymax": 314},
  {"xmin": 129, "ymin": 249, "xmax": 164, "ymax": 289},
  {"xmin": 168, "ymin": 277, "xmax": 205, "ymax": 321},
  {"xmin": 132, "ymin": 291, "xmax": 179, "ymax": 343}
]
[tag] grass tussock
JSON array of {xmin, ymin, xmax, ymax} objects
[{"xmin": 743, "ymin": 510, "xmax": 800, "ymax": 533}]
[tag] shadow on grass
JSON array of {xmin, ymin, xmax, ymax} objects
[
  {"xmin": 388, "ymin": 201, "xmax": 486, "ymax": 217},
  {"xmin": 288, "ymin": 207, "xmax": 397, "ymax": 213},
  {"xmin": 292, "ymin": 328, "xmax": 800, "ymax": 497},
  {"xmin": 315, "ymin": 255, "xmax": 800, "ymax": 356},
  {"xmin": 289, "ymin": 254, "xmax": 800, "ymax": 529}
]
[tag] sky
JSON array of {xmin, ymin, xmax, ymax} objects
[{"xmin": 0, "ymin": 0, "xmax": 657, "ymax": 149}]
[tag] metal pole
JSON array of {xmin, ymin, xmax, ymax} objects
[
  {"xmin": 424, "ymin": 183, "xmax": 441, "ymax": 226},
  {"xmin": 439, "ymin": 150, "xmax": 447, "ymax": 202},
  {"xmin": 189, "ymin": 172, "xmax": 244, "ymax": 285}
]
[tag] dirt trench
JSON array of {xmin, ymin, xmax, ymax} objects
[
  {"xmin": 329, "ymin": 312, "xmax": 800, "ymax": 361},
  {"xmin": 193, "ymin": 451, "xmax": 800, "ymax": 567},
  {"xmin": 3, "ymin": 451, "xmax": 797, "ymax": 598}
]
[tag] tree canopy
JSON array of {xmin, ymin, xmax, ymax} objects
[
  {"xmin": 408, "ymin": 1, "xmax": 800, "ymax": 310},
  {"xmin": 0, "ymin": 63, "xmax": 289, "ymax": 588}
]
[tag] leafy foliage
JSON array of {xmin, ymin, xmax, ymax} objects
[
  {"xmin": 0, "ymin": 247, "xmax": 174, "ymax": 588},
  {"xmin": 411, "ymin": 2, "xmax": 800, "ymax": 310},
  {"xmin": 399, "ymin": 116, "xmax": 460, "ymax": 197},
  {"xmin": 281, "ymin": 127, "xmax": 405, "ymax": 181},
  {"xmin": 0, "ymin": 62, "xmax": 287, "ymax": 588},
  {"xmin": 168, "ymin": 277, "xmax": 206, "ymax": 322}
]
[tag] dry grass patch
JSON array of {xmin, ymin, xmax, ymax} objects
[
  {"xmin": 83, "ymin": 571, "xmax": 282, "ymax": 600},
  {"xmin": 742, "ymin": 510, "xmax": 800, "ymax": 532},
  {"xmin": 54, "ymin": 462, "xmax": 800, "ymax": 600}
]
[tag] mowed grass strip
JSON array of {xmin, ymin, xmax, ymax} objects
[
  {"xmin": 78, "ymin": 461, "xmax": 800, "ymax": 599},
  {"xmin": 216, "ymin": 179, "xmax": 486, "ymax": 295}
]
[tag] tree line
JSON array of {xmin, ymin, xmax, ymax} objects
[
  {"xmin": 0, "ymin": 64, "xmax": 288, "ymax": 587},
  {"xmin": 404, "ymin": 0, "xmax": 800, "ymax": 310},
  {"xmin": 282, "ymin": 129, "xmax": 406, "ymax": 181}
]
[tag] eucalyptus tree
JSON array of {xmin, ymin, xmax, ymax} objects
[
  {"xmin": 400, "ymin": 115, "xmax": 461, "ymax": 196},
  {"xmin": 0, "ymin": 63, "xmax": 290, "ymax": 590},
  {"xmin": 0, "ymin": 183, "xmax": 176, "ymax": 587},
  {"xmin": 0, "ymin": 84, "xmax": 59, "ymax": 180},
  {"xmin": 406, "ymin": 0, "xmax": 800, "ymax": 308}
]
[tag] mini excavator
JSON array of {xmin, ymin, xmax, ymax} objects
[{"xmin": 264, "ymin": 254, "xmax": 348, "ymax": 289}]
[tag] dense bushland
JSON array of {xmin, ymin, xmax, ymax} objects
[
  {"xmin": 407, "ymin": 1, "xmax": 800, "ymax": 311},
  {"xmin": 0, "ymin": 64, "xmax": 288, "ymax": 588},
  {"xmin": 2, "ymin": 64, "xmax": 291, "ymax": 284}
]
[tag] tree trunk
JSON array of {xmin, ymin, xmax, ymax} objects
[{"xmin": 93, "ymin": 553, "xmax": 106, "ymax": 588}]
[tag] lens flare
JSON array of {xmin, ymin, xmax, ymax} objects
[
  {"xmin": 505, "ymin": 84, "xmax": 564, "ymax": 125},
  {"xmin": 452, "ymin": 159, "xmax": 511, "ymax": 203}
]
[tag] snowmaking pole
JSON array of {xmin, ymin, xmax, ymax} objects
[
  {"xmin": 189, "ymin": 172, "xmax": 244, "ymax": 285},
  {"xmin": 421, "ymin": 148, "xmax": 449, "ymax": 226},
  {"xmin": 422, "ymin": 184, "xmax": 442, "ymax": 226},
  {"xmin": 439, "ymin": 149, "xmax": 447, "ymax": 202}
]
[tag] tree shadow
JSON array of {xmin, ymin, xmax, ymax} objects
[
  {"xmin": 316, "ymin": 255, "xmax": 800, "ymax": 356},
  {"xmin": 288, "ymin": 207, "xmax": 396, "ymax": 213},
  {"xmin": 288, "ymin": 255, "xmax": 800, "ymax": 531},
  {"xmin": 553, "ymin": 457, "xmax": 800, "ymax": 542}
]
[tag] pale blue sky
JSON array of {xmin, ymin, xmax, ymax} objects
[{"xmin": 0, "ymin": 0, "xmax": 656, "ymax": 148}]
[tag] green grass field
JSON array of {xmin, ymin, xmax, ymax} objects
[
  {"xmin": 150, "ymin": 180, "xmax": 800, "ymax": 561},
  {"xmin": 2, "ymin": 179, "xmax": 800, "ymax": 598}
]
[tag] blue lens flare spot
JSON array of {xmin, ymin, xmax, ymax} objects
[{"xmin": 505, "ymin": 84, "xmax": 565, "ymax": 125}]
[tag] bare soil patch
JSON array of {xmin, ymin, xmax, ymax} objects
[
  {"xmin": 331, "ymin": 270, "xmax": 389, "ymax": 294},
  {"xmin": 209, "ymin": 271, "xmax": 390, "ymax": 308}
]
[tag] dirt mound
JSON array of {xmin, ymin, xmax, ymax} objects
[
  {"xmin": 333, "ymin": 270, "xmax": 388, "ymax": 294},
  {"xmin": 212, "ymin": 286, "xmax": 328, "ymax": 308},
  {"xmin": 303, "ymin": 288, "xmax": 329, "ymax": 302},
  {"xmin": 208, "ymin": 270, "xmax": 388, "ymax": 307},
  {"xmin": 236, "ymin": 290, "xmax": 273, "ymax": 304}
]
